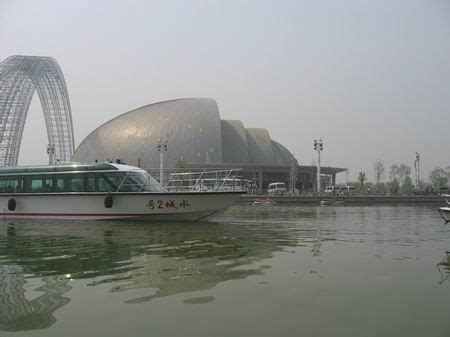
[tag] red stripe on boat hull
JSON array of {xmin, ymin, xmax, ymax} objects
[{"xmin": 1, "ymin": 212, "xmax": 159, "ymax": 217}]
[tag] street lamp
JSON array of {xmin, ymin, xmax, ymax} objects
[
  {"xmin": 157, "ymin": 137, "xmax": 168, "ymax": 184},
  {"xmin": 314, "ymin": 139, "xmax": 323, "ymax": 193},
  {"xmin": 290, "ymin": 154, "xmax": 297, "ymax": 195},
  {"xmin": 47, "ymin": 144, "xmax": 55, "ymax": 165},
  {"xmin": 414, "ymin": 152, "xmax": 420, "ymax": 190}
]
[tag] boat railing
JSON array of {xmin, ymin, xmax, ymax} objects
[
  {"xmin": 441, "ymin": 194, "xmax": 450, "ymax": 206},
  {"xmin": 164, "ymin": 168, "xmax": 248, "ymax": 192},
  {"xmin": 113, "ymin": 168, "xmax": 247, "ymax": 193}
]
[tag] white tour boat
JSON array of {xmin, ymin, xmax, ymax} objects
[
  {"xmin": 0, "ymin": 163, "xmax": 244, "ymax": 221},
  {"xmin": 439, "ymin": 194, "xmax": 450, "ymax": 224}
]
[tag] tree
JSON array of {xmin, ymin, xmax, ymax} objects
[
  {"xmin": 376, "ymin": 182, "xmax": 387, "ymax": 195},
  {"xmin": 390, "ymin": 164, "xmax": 399, "ymax": 181},
  {"xmin": 374, "ymin": 158, "xmax": 385, "ymax": 185},
  {"xmin": 401, "ymin": 176, "xmax": 414, "ymax": 195},
  {"xmin": 429, "ymin": 167, "xmax": 448, "ymax": 192},
  {"xmin": 389, "ymin": 163, "xmax": 412, "ymax": 195},
  {"xmin": 358, "ymin": 171, "xmax": 367, "ymax": 193},
  {"xmin": 388, "ymin": 179, "xmax": 400, "ymax": 195},
  {"xmin": 389, "ymin": 164, "xmax": 400, "ymax": 194},
  {"xmin": 365, "ymin": 181, "xmax": 374, "ymax": 194},
  {"xmin": 398, "ymin": 164, "xmax": 411, "ymax": 182},
  {"xmin": 398, "ymin": 164, "xmax": 412, "ymax": 194}
]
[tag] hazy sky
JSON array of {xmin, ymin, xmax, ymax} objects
[{"xmin": 1, "ymin": 0, "xmax": 449, "ymax": 182}]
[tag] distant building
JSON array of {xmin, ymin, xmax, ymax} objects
[{"xmin": 72, "ymin": 98, "xmax": 345, "ymax": 192}]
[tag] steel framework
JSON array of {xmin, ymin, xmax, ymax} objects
[{"xmin": 0, "ymin": 55, "xmax": 75, "ymax": 166}]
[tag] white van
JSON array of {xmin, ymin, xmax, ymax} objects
[
  {"xmin": 324, "ymin": 186, "xmax": 341, "ymax": 194},
  {"xmin": 268, "ymin": 182, "xmax": 287, "ymax": 195},
  {"xmin": 341, "ymin": 185, "xmax": 355, "ymax": 194}
]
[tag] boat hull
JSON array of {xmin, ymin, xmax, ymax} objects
[
  {"xmin": 439, "ymin": 206, "xmax": 450, "ymax": 223},
  {"xmin": 0, "ymin": 192, "xmax": 242, "ymax": 221}
]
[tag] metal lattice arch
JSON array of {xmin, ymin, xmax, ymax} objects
[{"xmin": 0, "ymin": 55, "xmax": 75, "ymax": 166}]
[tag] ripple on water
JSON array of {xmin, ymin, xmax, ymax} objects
[{"xmin": 182, "ymin": 296, "xmax": 215, "ymax": 304}]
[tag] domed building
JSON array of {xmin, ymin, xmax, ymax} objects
[{"xmin": 72, "ymin": 98, "xmax": 345, "ymax": 192}]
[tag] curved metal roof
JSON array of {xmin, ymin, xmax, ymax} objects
[
  {"xmin": 272, "ymin": 140, "xmax": 293, "ymax": 166},
  {"xmin": 73, "ymin": 98, "xmax": 222, "ymax": 168},
  {"xmin": 245, "ymin": 128, "xmax": 274, "ymax": 165},
  {"xmin": 221, "ymin": 120, "xmax": 249, "ymax": 163},
  {"xmin": 73, "ymin": 98, "xmax": 294, "ymax": 168}
]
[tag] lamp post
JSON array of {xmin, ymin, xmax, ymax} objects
[
  {"xmin": 314, "ymin": 139, "xmax": 323, "ymax": 193},
  {"xmin": 414, "ymin": 160, "xmax": 417, "ymax": 189},
  {"xmin": 290, "ymin": 154, "xmax": 296, "ymax": 195},
  {"xmin": 414, "ymin": 152, "xmax": 420, "ymax": 190},
  {"xmin": 158, "ymin": 138, "xmax": 168, "ymax": 184},
  {"xmin": 47, "ymin": 144, "xmax": 55, "ymax": 165}
]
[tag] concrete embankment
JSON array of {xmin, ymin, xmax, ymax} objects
[{"xmin": 238, "ymin": 195, "xmax": 442, "ymax": 205}]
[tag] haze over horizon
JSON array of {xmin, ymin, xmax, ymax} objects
[{"xmin": 1, "ymin": 0, "xmax": 449, "ymax": 183}]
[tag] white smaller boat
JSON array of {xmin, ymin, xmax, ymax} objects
[
  {"xmin": 439, "ymin": 194, "xmax": 450, "ymax": 224},
  {"xmin": 320, "ymin": 199, "xmax": 344, "ymax": 206},
  {"xmin": 252, "ymin": 198, "xmax": 275, "ymax": 206}
]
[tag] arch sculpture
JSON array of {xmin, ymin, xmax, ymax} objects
[{"xmin": 0, "ymin": 55, "xmax": 75, "ymax": 166}]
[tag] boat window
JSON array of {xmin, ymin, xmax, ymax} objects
[
  {"xmin": 54, "ymin": 175, "xmax": 67, "ymax": 192},
  {"xmin": 85, "ymin": 174, "xmax": 97, "ymax": 192},
  {"xmin": 25, "ymin": 175, "xmax": 53, "ymax": 193},
  {"xmin": 31, "ymin": 176, "xmax": 40, "ymax": 192},
  {"xmin": 0, "ymin": 170, "xmax": 166, "ymax": 193},
  {"xmin": 99, "ymin": 172, "xmax": 126, "ymax": 192},
  {"xmin": 98, "ymin": 176, "xmax": 115, "ymax": 192},
  {"xmin": 53, "ymin": 174, "xmax": 84, "ymax": 192},
  {"xmin": 71, "ymin": 175, "xmax": 84, "ymax": 192},
  {"xmin": 118, "ymin": 172, "xmax": 143, "ymax": 192},
  {"xmin": 117, "ymin": 171, "xmax": 166, "ymax": 192},
  {"xmin": 0, "ymin": 176, "xmax": 23, "ymax": 193},
  {"xmin": 42, "ymin": 176, "xmax": 53, "ymax": 192},
  {"xmin": 52, "ymin": 173, "xmax": 116, "ymax": 192},
  {"xmin": 138, "ymin": 171, "xmax": 167, "ymax": 192}
]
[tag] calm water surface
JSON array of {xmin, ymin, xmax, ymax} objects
[{"xmin": 0, "ymin": 205, "xmax": 449, "ymax": 337}]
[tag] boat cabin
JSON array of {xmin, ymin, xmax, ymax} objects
[{"xmin": 0, "ymin": 163, "xmax": 166, "ymax": 193}]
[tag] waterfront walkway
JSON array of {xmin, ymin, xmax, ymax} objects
[{"xmin": 239, "ymin": 195, "xmax": 442, "ymax": 205}]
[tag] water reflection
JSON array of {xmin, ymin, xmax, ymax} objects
[
  {"xmin": 3, "ymin": 205, "xmax": 441, "ymax": 333},
  {"xmin": 438, "ymin": 250, "xmax": 450, "ymax": 285},
  {"xmin": 0, "ymin": 209, "xmax": 334, "ymax": 331},
  {"xmin": 0, "ymin": 265, "xmax": 71, "ymax": 331}
]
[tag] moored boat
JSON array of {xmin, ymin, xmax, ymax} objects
[
  {"xmin": 438, "ymin": 194, "xmax": 450, "ymax": 224},
  {"xmin": 320, "ymin": 199, "xmax": 344, "ymax": 206},
  {"xmin": 0, "ymin": 163, "xmax": 244, "ymax": 221},
  {"xmin": 252, "ymin": 198, "xmax": 275, "ymax": 206}
]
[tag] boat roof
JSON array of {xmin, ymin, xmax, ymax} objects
[{"xmin": 0, "ymin": 162, "xmax": 120, "ymax": 175}]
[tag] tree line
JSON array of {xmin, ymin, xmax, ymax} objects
[{"xmin": 352, "ymin": 159, "xmax": 449, "ymax": 195}]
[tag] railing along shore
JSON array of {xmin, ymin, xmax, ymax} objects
[{"xmin": 238, "ymin": 195, "xmax": 443, "ymax": 205}]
